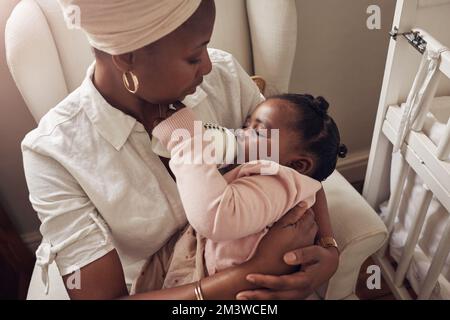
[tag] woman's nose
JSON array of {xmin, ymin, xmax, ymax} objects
[{"xmin": 200, "ymin": 51, "xmax": 213, "ymax": 76}]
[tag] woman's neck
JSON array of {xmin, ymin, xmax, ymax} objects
[{"xmin": 92, "ymin": 60, "xmax": 159, "ymax": 130}]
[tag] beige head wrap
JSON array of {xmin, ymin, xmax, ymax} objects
[{"xmin": 58, "ymin": 0, "xmax": 202, "ymax": 55}]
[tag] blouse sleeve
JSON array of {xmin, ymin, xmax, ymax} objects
[{"xmin": 22, "ymin": 143, "xmax": 115, "ymax": 294}]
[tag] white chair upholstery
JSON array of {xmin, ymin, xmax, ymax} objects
[
  {"xmin": 6, "ymin": 0, "xmax": 387, "ymax": 300},
  {"xmin": 246, "ymin": 0, "xmax": 298, "ymax": 96}
]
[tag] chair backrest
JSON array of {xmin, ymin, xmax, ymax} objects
[
  {"xmin": 5, "ymin": 0, "xmax": 93, "ymax": 121},
  {"xmin": 5, "ymin": 0, "xmax": 297, "ymax": 123}
]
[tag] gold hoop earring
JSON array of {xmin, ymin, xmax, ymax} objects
[{"xmin": 122, "ymin": 71, "xmax": 139, "ymax": 94}]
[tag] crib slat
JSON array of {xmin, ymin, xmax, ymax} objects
[
  {"xmin": 436, "ymin": 117, "xmax": 450, "ymax": 160},
  {"xmin": 418, "ymin": 218, "xmax": 450, "ymax": 300},
  {"xmin": 394, "ymin": 184, "xmax": 433, "ymax": 286},
  {"xmin": 377, "ymin": 159, "xmax": 410, "ymax": 258}
]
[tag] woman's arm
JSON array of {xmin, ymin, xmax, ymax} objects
[
  {"xmin": 236, "ymin": 189, "xmax": 339, "ymax": 300},
  {"xmin": 312, "ymin": 188, "xmax": 336, "ymax": 241},
  {"xmin": 63, "ymin": 204, "xmax": 316, "ymax": 300},
  {"xmin": 63, "ymin": 249, "xmax": 258, "ymax": 300}
]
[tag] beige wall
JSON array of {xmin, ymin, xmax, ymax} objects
[
  {"xmin": 1, "ymin": 0, "xmax": 396, "ymax": 241},
  {"xmin": 0, "ymin": 1, "xmax": 41, "ymax": 239},
  {"xmin": 291, "ymin": 0, "xmax": 396, "ymax": 158}
]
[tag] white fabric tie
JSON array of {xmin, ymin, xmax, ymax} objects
[
  {"xmin": 394, "ymin": 46, "xmax": 449, "ymax": 153},
  {"xmin": 35, "ymin": 242, "xmax": 57, "ymax": 295},
  {"xmin": 35, "ymin": 213, "xmax": 110, "ymax": 294}
]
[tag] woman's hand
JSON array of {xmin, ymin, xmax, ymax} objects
[
  {"xmin": 244, "ymin": 204, "xmax": 318, "ymax": 281},
  {"xmin": 237, "ymin": 244, "xmax": 339, "ymax": 300}
]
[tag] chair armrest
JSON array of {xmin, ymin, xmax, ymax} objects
[{"xmin": 320, "ymin": 171, "xmax": 388, "ymax": 300}]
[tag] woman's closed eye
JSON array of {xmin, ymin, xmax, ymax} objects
[
  {"xmin": 188, "ymin": 58, "xmax": 201, "ymax": 65},
  {"xmin": 187, "ymin": 52, "xmax": 202, "ymax": 65}
]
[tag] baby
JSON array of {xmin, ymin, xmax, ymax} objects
[{"xmin": 133, "ymin": 94, "xmax": 347, "ymax": 291}]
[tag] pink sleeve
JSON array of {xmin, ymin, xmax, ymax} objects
[
  {"xmin": 152, "ymin": 110, "xmax": 322, "ymax": 242},
  {"xmin": 174, "ymin": 162, "xmax": 321, "ymax": 242},
  {"xmin": 151, "ymin": 108, "xmax": 198, "ymax": 152}
]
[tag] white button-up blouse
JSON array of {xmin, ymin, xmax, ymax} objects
[{"xmin": 21, "ymin": 49, "xmax": 265, "ymax": 291}]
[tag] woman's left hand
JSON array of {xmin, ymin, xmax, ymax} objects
[{"xmin": 236, "ymin": 245, "xmax": 339, "ymax": 300}]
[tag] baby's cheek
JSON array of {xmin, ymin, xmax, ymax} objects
[
  {"xmin": 269, "ymin": 137, "xmax": 281, "ymax": 161},
  {"xmin": 260, "ymin": 138, "xmax": 280, "ymax": 162},
  {"xmin": 237, "ymin": 131, "xmax": 258, "ymax": 162},
  {"xmin": 253, "ymin": 135, "xmax": 272, "ymax": 162},
  {"xmin": 244, "ymin": 135, "xmax": 257, "ymax": 162},
  {"xmin": 238, "ymin": 130, "xmax": 281, "ymax": 162}
]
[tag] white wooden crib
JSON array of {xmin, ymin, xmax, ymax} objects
[{"xmin": 364, "ymin": 0, "xmax": 450, "ymax": 300}]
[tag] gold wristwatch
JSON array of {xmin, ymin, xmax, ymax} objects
[{"xmin": 319, "ymin": 237, "xmax": 339, "ymax": 254}]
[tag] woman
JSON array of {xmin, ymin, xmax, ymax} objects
[{"xmin": 22, "ymin": 0, "xmax": 338, "ymax": 299}]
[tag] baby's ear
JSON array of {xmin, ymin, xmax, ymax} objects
[{"xmin": 289, "ymin": 156, "xmax": 315, "ymax": 176}]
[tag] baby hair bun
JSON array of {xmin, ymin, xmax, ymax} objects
[
  {"xmin": 338, "ymin": 144, "xmax": 348, "ymax": 159},
  {"xmin": 312, "ymin": 96, "xmax": 330, "ymax": 117}
]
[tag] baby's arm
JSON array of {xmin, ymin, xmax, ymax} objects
[
  {"xmin": 179, "ymin": 164, "xmax": 320, "ymax": 241},
  {"xmin": 152, "ymin": 108, "xmax": 322, "ymax": 241}
]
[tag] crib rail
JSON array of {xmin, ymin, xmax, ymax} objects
[
  {"xmin": 372, "ymin": 26, "xmax": 450, "ymax": 300},
  {"xmin": 394, "ymin": 175, "xmax": 433, "ymax": 288},
  {"xmin": 365, "ymin": 0, "xmax": 450, "ymax": 300},
  {"xmin": 418, "ymin": 0, "xmax": 450, "ymax": 8},
  {"xmin": 373, "ymin": 136, "xmax": 450, "ymax": 299},
  {"xmin": 383, "ymin": 107, "xmax": 450, "ymax": 210},
  {"xmin": 375, "ymin": 117, "xmax": 450, "ymax": 299},
  {"xmin": 415, "ymin": 30, "xmax": 450, "ymax": 78},
  {"xmin": 386, "ymin": 28, "xmax": 450, "ymax": 163},
  {"xmin": 418, "ymin": 219, "xmax": 450, "ymax": 299},
  {"xmin": 390, "ymin": 28, "xmax": 450, "ymax": 79},
  {"xmin": 400, "ymin": 31, "xmax": 450, "ymax": 158}
]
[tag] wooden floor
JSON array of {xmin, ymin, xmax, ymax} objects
[
  {"xmin": 355, "ymin": 256, "xmax": 419, "ymax": 300},
  {"xmin": 355, "ymin": 257, "xmax": 396, "ymax": 300}
]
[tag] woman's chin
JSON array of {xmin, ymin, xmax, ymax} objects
[
  {"xmin": 187, "ymin": 86, "xmax": 197, "ymax": 95},
  {"xmin": 179, "ymin": 84, "xmax": 200, "ymax": 101}
]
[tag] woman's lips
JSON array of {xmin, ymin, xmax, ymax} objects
[{"xmin": 188, "ymin": 79, "xmax": 203, "ymax": 93}]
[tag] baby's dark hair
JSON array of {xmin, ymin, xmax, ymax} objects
[{"xmin": 269, "ymin": 94, "xmax": 347, "ymax": 181}]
